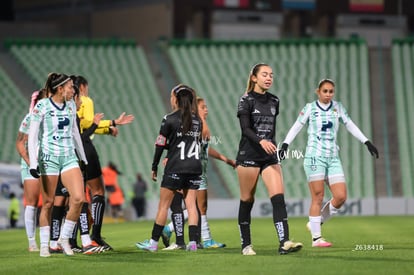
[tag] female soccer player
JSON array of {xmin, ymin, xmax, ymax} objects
[
  {"xmin": 74, "ymin": 75, "xmax": 134, "ymax": 250},
  {"xmin": 28, "ymin": 73, "xmax": 88, "ymax": 257},
  {"xmin": 16, "ymin": 89, "xmax": 47, "ymax": 252},
  {"xmin": 236, "ymin": 63, "xmax": 303, "ymax": 256},
  {"xmin": 280, "ymin": 78, "xmax": 379, "ymax": 247},
  {"xmin": 162, "ymin": 96, "xmax": 236, "ymax": 250},
  {"xmin": 136, "ymin": 84, "xmax": 202, "ymax": 252}
]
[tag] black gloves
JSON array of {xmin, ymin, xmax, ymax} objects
[
  {"xmin": 365, "ymin": 141, "xmax": 379, "ymax": 158},
  {"xmin": 30, "ymin": 166, "xmax": 40, "ymax": 178},
  {"xmin": 278, "ymin": 143, "xmax": 289, "ymax": 161}
]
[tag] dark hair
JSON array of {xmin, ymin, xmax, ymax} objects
[
  {"xmin": 174, "ymin": 85, "xmax": 196, "ymax": 134},
  {"xmin": 45, "ymin": 73, "xmax": 70, "ymax": 95},
  {"xmin": 317, "ymin": 78, "xmax": 335, "ymax": 89},
  {"xmin": 246, "ymin": 63, "xmax": 269, "ymax": 93},
  {"xmin": 73, "ymin": 75, "xmax": 88, "ymax": 88},
  {"xmin": 70, "ymin": 75, "xmax": 80, "ymax": 97}
]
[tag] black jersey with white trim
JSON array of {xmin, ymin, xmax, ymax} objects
[
  {"xmin": 236, "ymin": 91, "xmax": 279, "ymax": 161},
  {"xmin": 153, "ymin": 110, "xmax": 202, "ymax": 175}
]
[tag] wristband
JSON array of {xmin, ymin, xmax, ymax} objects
[{"xmin": 112, "ymin": 120, "xmax": 116, "ymax": 127}]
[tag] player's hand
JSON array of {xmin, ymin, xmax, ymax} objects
[
  {"xmin": 109, "ymin": 126, "xmax": 118, "ymax": 137},
  {"xmin": 93, "ymin": 113, "xmax": 104, "ymax": 125},
  {"xmin": 115, "ymin": 112, "xmax": 135, "ymax": 125},
  {"xmin": 259, "ymin": 139, "xmax": 277, "ymax": 155},
  {"xmin": 365, "ymin": 141, "xmax": 379, "ymax": 158},
  {"xmin": 30, "ymin": 166, "xmax": 40, "ymax": 178},
  {"xmin": 162, "ymin": 158, "xmax": 168, "ymax": 167},
  {"xmin": 151, "ymin": 170, "xmax": 157, "ymax": 182},
  {"xmin": 277, "ymin": 143, "xmax": 289, "ymax": 161},
  {"xmin": 225, "ymin": 159, "xmax": 237, "ymax": 169}
]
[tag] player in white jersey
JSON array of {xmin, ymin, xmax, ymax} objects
[
  {"xmin": 28, "ymin": 73, "xmax": 88, "ymax": 257},
  {"xmin": 280, "ymin": 78, "xmax": 378, "ymax": 247},
  {"xmin": 16, "ymin": 89, "xmax": 47, "ymax": 252}
]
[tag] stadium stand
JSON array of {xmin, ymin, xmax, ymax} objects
[
  {"xmin": 0, "ymin": 66, "xmax": 28, "ymax": 164},
  {"xmin": 391, "ymin": 39, "xmax": 414, "ymax": 197},
  {"xmin": 6, "ymin": 39, "xmax": 166, "ymax": 198},
  {"xmin": 167, "ymin": 38, "xmax": 375, "ymax": 199}
]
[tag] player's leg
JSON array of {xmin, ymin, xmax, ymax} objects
[
  {"xmin": 183, "ymin": 187, "xmax": 198, "ymax": 251},
  {"xmin": 163, "ymin": 192, "xmax": 185, "ymax": 249},
  {"xmin": 237, "ymin": 166, "xmax": 259, "ymax": 255},
  {"xmin": 23, "ymin": 177, "xmax": 41, "ymax": 252},
  {"xmin": 262, "ymin": 164, "xmax": 303, "ymax": 254},
  {"xmin": 136, "ymin": 186, "xmax": 175, "ymax": 252}
]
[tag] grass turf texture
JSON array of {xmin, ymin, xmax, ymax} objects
[{"xmin": 0, "ymin": 216, "xmax": 412, "ymax": 275}]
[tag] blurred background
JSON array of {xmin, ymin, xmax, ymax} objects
[{"xmin": 0, "ymin": 0, "xmax": 413, "ymax": 225}]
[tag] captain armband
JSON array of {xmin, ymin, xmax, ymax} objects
[{"xmin": 155, "ymin": 134, "xmax": 167, "ymax": 146}]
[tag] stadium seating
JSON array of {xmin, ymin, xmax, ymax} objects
[
  {"xmin": 391, "ymin": 39, "xmax": 414, "ymax": 197},
  {"xmin": 0, "ymin": 66, "xmax": 28, "ymax": 164},
  {"xmin": 7, "ymin": 40, "xmax": 166, "ymax": 198},
  {"xmin": 167, "ymin": 38, "xmax": 375, "ymax": 199}
]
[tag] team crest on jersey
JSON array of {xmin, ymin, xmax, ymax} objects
[
  {"xmin": 270, "ymin": 107, "xmax": 276, "ymax": 115},
  {"xmin": 155, "ymin": 134, "xmax": 167, "ymax": 146}
]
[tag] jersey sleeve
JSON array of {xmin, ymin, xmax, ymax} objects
[
  {"xmin": 297, "ymin": 103, "xmax": 311, "ymax": 124},
  {"xmin": 237, "ymin": 94, "xmax": 250, "ymax": 117},
  {"xmin": 337, "ymin": 102, "xmax": 351, "ymax": 125},
  {"xmin": 152, "ymin": 115, "xmax": 169, "ymax": 171}
]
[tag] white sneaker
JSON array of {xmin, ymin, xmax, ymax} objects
[
  {"xmin": 279, "ymin": 240, "xmax": 303, "ymax": 254},
  {"xmin": 40, "ymin": 246, "xmax": 50, "ymax": 257},
  {"xmin": 28, "ymin": 242, "xmax": 39, "ymax": 252},
  {"xmin": 242, "ymin": 245, "xmax": 256, "ymax": 256},
  {"xmin": 58, "ymin": 238, "xmax": 74, "ymax": 256},
  {"xmin": 162, "ymin": 243, "xmax": 186, "ymax": 250},
  {"xmin": 312, "ymin": 238, "xmax": 332, "ymax": 247}
]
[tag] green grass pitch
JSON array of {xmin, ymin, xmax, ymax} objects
[{"xmin": 0, "ymin": 216, "xmax": 412, "ymax": 275}]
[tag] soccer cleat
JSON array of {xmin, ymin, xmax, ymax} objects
[
  {"xmin": 92, "ymin": 237, "xmax": 113, "ymax": 251},
  {"xmin": 312, "ymin": 238, "xmax": 332, "ymax": 247},
  {"xmin": 203, "ymin": 239, "xmax": 226, "ymax": 249},
  {"xmin": 40, "ymin": 246, "xmax": 51, "ymax": 257},
  {"xmin": 279, "ymin": 240, "xmax": 303, "ymax": 255},
  {"xmin": 49, "ymin": 246, "xmax": 63, "ymax": 254},
  {"xmin": 161, "ymin": 226, "xmax": 172, "ymax": 247},
  {"xmin": 71, "ymin": 246, "xmax": 83, "ymax": 253},
  {"xmin": 242, "ymin": 245, "xmax": 256, "ymax": 256},
  {"xmin": 58, "ymin": 238, "xmax": 74, "ymax": 256},
  {"xmin": 82, "ymin": 241, "xmax": 104, "ymax": 254},
  {"xmin": 162, "ymin": 243, "xmax": 186, "ymax": 250},
  {"xmin": 136, "ymin": 240, "xmax": 158, "ymax": 252},
  {"xmin": 28, "ymin": 243, "xmax": 39, "ymax": 252},
  {"xmin": 186, "ymin": 241, "xmax": 197, "ymax": 252}
]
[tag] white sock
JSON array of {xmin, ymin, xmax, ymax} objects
[
  {"xmin": 25, "ymin": 206, "xmax": 37, "ymax": 240},
  {"xmin": 39, "ymin": 226, "xmax": 50, "ymax": 248},
  {"xmin": 60, "ymin": 220, "xmax": 77, "ymax": 239},
  {"xmin": 321, "ymin": 200, "xmax": 339, "ymax": 223},
  {"xmin": 183, "ymin": 209, "xmax": 188, "ymax": 220},
  {"xmin": 81, "ymin": 234, "xmax": 92, "ymax": 247},
  {"xmin": 167, "ymin": 221, "xmax": 174, "ymax": 232},
  {"xmin": 201, "ymin": 215, "xmax": 212, "ymax": 241},
  {"xmin": 309, "ymin": 216, "xmax": 322, "ymax": 240}
]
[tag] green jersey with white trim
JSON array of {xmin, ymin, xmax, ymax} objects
[
  {"xmin": 31, "ymin": 98, "xmax": 78, "ymax": 157},
  {"xmin": 297, "ymin": 100, "xmax": 351, "ymax": 157}
]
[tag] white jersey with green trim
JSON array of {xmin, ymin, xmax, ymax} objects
[
  {"xmin": 297, "ymin": 100, "xmax": 351, "ymax": 157},
  {"xmin": 31, "ymin": 98, "xmax": 78, "ymax": 156}
]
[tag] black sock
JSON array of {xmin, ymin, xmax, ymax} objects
[
  {"xmin": 238, "ymin": 200, "xmax": 254, "ymax": 249},
  {"xmin": 151, "ymin": 223, "xmax": 164, "ymax": 242},
  {"xmin": 91, "ymin": 195, "xmax": 105, "ymax": 239},
  {"xmin": 188, "ymin": 225, "xmax": 198, "ymax": 243},
  {"xmin": 79, "ymin": 202, "xmax": 90, "ymax": 236},
  {"xmin": 170, "ymin": 192, "xmax": 185, "ymax": 245},
  {"xmin": 50, "ymin": 206, "xmax": 66, "ymax": 242},
  {"xmin": 271, "ymin": 194, "xmax": 289, "ymax": 245}
]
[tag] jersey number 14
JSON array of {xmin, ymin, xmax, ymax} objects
[{"xmin": 177, "ymin": 141, "xmax": 199, "ymax": 160}]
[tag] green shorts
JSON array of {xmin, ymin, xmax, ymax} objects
[
  {"xmin": 21, "ymin": 160, "xmax": 36, "ymax": 183},
  {"xmin": 303, "ymin": 156, "xmax": 345, "ymax": 184},
  {"xmin": 38, "ymin": 152, "xmax": 80, "ymax": 176}
]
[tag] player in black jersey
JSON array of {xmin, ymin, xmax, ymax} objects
[
  {"xmin": 136, "ymin": 84, "xmax": 202, "ymax": 252},
  {"xmin": 236, "ymin": 63, "xmax": 303, "ymax": 255}
]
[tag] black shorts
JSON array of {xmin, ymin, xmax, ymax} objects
[
  {"xmin": 236, "ymin": 158, "xmax": 279, "ymax": 173},
  {"xmin": 55, "ymin": 177, "xmax": 69, "ymax": 197},
  {"xmin": 161, "ymin": 173, "xmax": 202, "ymax": 191},
  {"xmin": 83, "ymin": 142, "xmax": 102, "ymax": 181}
]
